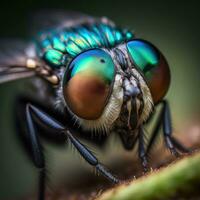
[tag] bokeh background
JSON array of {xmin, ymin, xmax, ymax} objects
[{"xmin": 0, "ymin": 0, "xmax": 200, "ymax": 199}]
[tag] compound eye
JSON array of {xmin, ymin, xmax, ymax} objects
[
  {"xmin": 127, "ymin": 39, "xmax": 170, "ymax": 103},
  {"xmin": 63, "ymin": 49, "xmax": 115, "ymax": 120}
]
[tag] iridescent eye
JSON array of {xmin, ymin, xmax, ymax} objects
[
  {"xmin": 127, "ymin": 39, "xmax": 170, "ymax": 103},
  {"xmin": 63, "ymin": 49, "xmax": 115, "ymax": 120}
]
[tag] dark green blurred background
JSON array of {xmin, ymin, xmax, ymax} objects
[{"xmin": 0, "ymin": 0, "xmax": 200, "ymax": 199}]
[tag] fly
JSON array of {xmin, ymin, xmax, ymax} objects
[{"xmin": 0, "ymin": 11, "xmax": 190, "ymax": 200}]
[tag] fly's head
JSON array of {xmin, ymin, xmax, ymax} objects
[{"xmin": 57, "ymin": 39, "xmax": 170, "ymax": 133}]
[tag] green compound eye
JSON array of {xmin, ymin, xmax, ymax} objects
[
  {"xmin": 127, "ymin": 39, "xmax": 171, "ymax": 104},
  {"xmin": 127, "ymin": 39, "xmax": 159, "ymax": 73},
  {"xmin": 69, "ymin": 49, "xmax": 115, "ymax": 83},
  {"xmin": 63, "ymin": 49, "xmax": 115, "ymax": 120}
]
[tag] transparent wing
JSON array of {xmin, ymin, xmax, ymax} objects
[{"xmin": 0, "ymin": 39, "xmax": 36, "ymax": 84}]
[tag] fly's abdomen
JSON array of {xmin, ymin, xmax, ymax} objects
[{"xmin": 35, "ymin": 23, "xmax": 134, "ymax": 68}]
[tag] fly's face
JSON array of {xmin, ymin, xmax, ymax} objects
[{"xmin": 58, "ymin": 39, "xmax": 170, "ymax": 132}]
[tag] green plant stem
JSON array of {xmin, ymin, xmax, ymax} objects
[{"xmin": 97, "ymin": 151, "xmax": 200, "ymax": 200}]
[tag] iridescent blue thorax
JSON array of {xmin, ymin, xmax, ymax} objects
[{"xmin": 35, "ymin": 23, "xmax": 134, "ymax": 68}]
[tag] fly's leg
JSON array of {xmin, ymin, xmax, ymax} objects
[
  {"xmin": 146, "ymin": 104, "xmax": 163, "ymax": 154},
  {"xmin": 25, "ymin": 104, "xmax": 49, "ymax": 200},
  {"xmin": 146, "ymin": 100, "xmax": 190, "ymax": 156},
  {"xmin": 162, "ymin": 100, "xmax": 190, "ymax": 156},
  {"xmin": 138, "ymin": 127, "xmax": 149, "ymax": 172},
  {"xmin": 25, "ymin": 104, "xmax": 120, "ymax": 199},
  {"xmin": 64, "ymin": 130, "xmax": 119, "ymax": 183}
]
